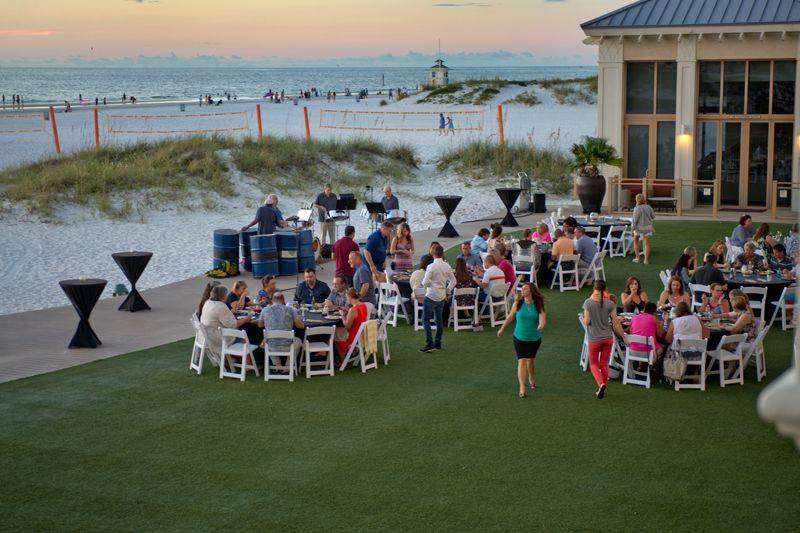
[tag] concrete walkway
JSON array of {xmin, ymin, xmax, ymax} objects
[{"xmin": 0, "ymin": 209, "xmax": 759, "ymax": 383}]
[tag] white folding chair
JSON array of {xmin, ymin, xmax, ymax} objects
[
  {"xmin": 603, "ymin": 225, "xmax": 628, "ymax": 257},
  {"xmin": 377, "ymin": 282, "xmax": 410, "ymax": 327},
  {"xmin": 550, "ymin": 254, "xmax": 580, "ymax": 292},
  {"xmin": 513, "ymin": 248, "xmax": 538, "ymax": 287},
  {"xmin": 729, "ymin": 244, "xmax": 744, "ymax": 263},
  {"xmin": 689, "ymin": 284, "xmax": 711, "ymax": 313},
  {"xmin": 771, "ymin": 285, "xmax": 796, "ymax": 331},
  {"xmin": 300, "ymin": 325, "xmax": 336, "ymax": 378},
  {"xmin": 658, "ymin": 270, "xmax": 671, "ymax": 291},
  {"xmin": 742, "ymin": 327, "xmax": 769, "ymax": 382},
  {"xmin": 412, "ymin": 287, "xmax": 435, "ymax": 331},
  {"xmin": 219, "ymin": 327, "xmax": 260, "ymax": 382},
  {"xmin": 339, "ymin": 320, "xmax": 378, "ymax": 373},
  {"xmin": 742, "ymin": 286, "xmax": 768, "ymax": 320},
  {"xmin": 507, "ymin": 276, "xmax": 521, "ymax": 306},
  {"xmin": 546, "ymin": 215, "xmax": 557, "ymax": 236},
  {"xmin": 190, "ymin": 315, "xmax": 210, "ymax": 375},
  {"xmin": 579, "ymin": 251, "xmax": 606, "ymax": 288},
  {"xmin": 673, "ymin": 339, "xmax": 708, "ymax": 391},
  {"xmin": 724, "ymin": 237, "xmax": 736, "ymax": 263},
  {"xmin": 479, "ymin": 282, "xmax": 510, "ymax": 327},
  {"xmin": 706, "ymin": 333, "xmax": 747, "ymax": 387},
  {"xmin": 578, "ymin": 313, "xmax": 589, "ymax": 371},
  {"xmin": 264, "ymin": 330, "xmax": 298, "ymax": 382},
  {"xmin": 583, "ymin": 226, "xmax": 602, "ymax": 249},
  {"xmin": 377, "ymin": 317, "xmax": 391, "ymax": 365},
  {"xmin": 364, "ymin": 301, "xmax": 376, "ymax": 319},
  {"xmin": 622, "ymin": 335, "xmax": 656, "ymax": 389},
  {"xmin": 449, "ymin": 287, "xmax": 479, "ymax": 331}
]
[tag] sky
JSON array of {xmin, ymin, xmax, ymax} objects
[{"xmin": 0, "ymin": 0, "xmax": 623, "ymax": 66}]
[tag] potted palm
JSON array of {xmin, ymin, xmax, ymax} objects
[{"xmin": 569, "ymin": 137, "xmax": 623, "ymax": 214}]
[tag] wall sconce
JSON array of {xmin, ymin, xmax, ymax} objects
[
  {"xmin": 680, "ymin": 124, "xmax": 691, "ymax": 136},
  {"xmin": 678, "ymin": 124, "xmax": 692, "ymax": 145}
]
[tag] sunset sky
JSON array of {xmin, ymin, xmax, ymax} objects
[{"xmin": 1, "ymin": 0, "xmax": 622, "ymax": 63}]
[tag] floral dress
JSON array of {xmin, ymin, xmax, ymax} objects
[{"xmin": 393, "ymin": 239, "xmax": 413, "ymax": 271}]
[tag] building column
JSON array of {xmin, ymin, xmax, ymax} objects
[
  {"xmin": 675, "ymin": 36, "xmax": 698, "ymax": 210},
  {"xmin": 596, "ymin": 37, "xmax": 625, "ymax": 210}
]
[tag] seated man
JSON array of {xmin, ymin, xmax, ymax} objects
[
  {"xmin": 730, "ymin": 214, "xmax": 755, "ymax": 248},
  {"xmin": 470, "ymin": 228, "xmax": 490, "ymax": 256},
  {"xmin": 574, "ymin": 226, "xmax": 598, "ymax": 268},
  {"xmin": 349, "ymin": 251, "xmax": 377, "ymax": 307},
  {"xmin": 550, "ymin": 228, "xmax": 575, "ymax": 263},
  {"xmin": 733, "ymin": 241, "xmax": 765, "ymax": 270},
  {"xmin": 294, "ymin": 268, "xmax": 331, "ymax": 305},
  {"xmin": 490, "ymin": 246, "xmax": 516, "ymax": 289},
  {"xmin": 476, "ymin": 254, "xmax": 506, "ymax": 303},
  {"xmin": 769, "ymin": 243, "xmax": 795, "ymax": 272},
  {"xmin": 257, "ymin": 291, "xmax": 305, "ymax": 371},
  {"xmin": 457, "ymin": 241, "xmax": 483, "ymax": 270},
  {"xmin": 324, "ymin": 276, "xmax": 349, "ymax": 312},
  {"xmin": 691, "ymin": 253, "xmax": 726, "ymax": 287}
]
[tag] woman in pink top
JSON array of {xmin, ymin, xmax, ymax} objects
[
  {"xmin": 628, "ymin": 302, "xmax": 664, "ymax": 355},
  {"xmin": 532, "ymin": 223, "xmax": 552, "ymax": 243}
]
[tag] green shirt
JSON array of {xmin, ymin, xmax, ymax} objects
[{"xmin": 513, "ymin": 301, "xmax": 542, "ymax": 342}]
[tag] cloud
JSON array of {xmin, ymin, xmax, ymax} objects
[
  {"xmin": 126, "ymin": 0, "xmax": 161, "ymax": 4},
  {"xmin": 433, "ymin": 2, "xmax": 492, "ymax": 6},
  {"xmin": 0, "ymin": 29, "xmax": 57, "ymax": 37}
]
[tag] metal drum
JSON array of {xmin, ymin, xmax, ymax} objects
[
  {"xmin": 298, "ymin": 229, "xmax": 315, "ymax": 271},
  {"xmin": 251, "ymin": 234, "xmax": 279, "ymax": 278},
  {"xmin": 385, "ymin": 209, "xmax": 407, "ymax": 225},
  {"xmin": 239, "ymin": 227, "xmax": 258, "ymax": 272},
  {"xmin": 276, "ymin": 232, "xmax": 298, "ymax": 276},
  {"xmin": 213, "ymin": 229, "xmax": 239, "ymax": 270}
]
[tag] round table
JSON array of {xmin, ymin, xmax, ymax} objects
[
  {"xmin": 390, "ymin": 272, "xmax": 413, "ymax": 300},
  {"xmin": 496, "ymin": 188, "xmax": 522, "ymax": 227},
  {"xmin": 559, "ymin": 217, "xmax": 630, "ymax": 244},
  {"xmin": 724, "ymin": 272, "xmax": 793, "ymax": 322},
  {"xmin": 434, "ymin": 196, "xmax": 462, "ymax": 238},
  {"xmin": 112, "ymin": 251, "xmax": 153, "ymax": 312},
  {"xmin": 59, "ymin": 278, "xmax": 107, "ymax": 349}
]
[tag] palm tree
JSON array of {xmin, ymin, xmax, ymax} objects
[{"xmin": 569, "ymin": 137, "xmax": 623, "ymax": 178}]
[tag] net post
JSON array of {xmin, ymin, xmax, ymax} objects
[
  {"xmin": 303, "ymin": 106, "xmax": 311, "ymax": 141},
  {"xmin": 496, "ymin": 104, "xmax": 504, "ymax": 146},
  {"xmin": 93, "ymin": 108, "xmax": 100, "ymax": 151},
  {"xmin": 256, "ymin": 104, "xmax": 263, "ymax": 140},
  {"xmin": 48, "ymin": 106, "xmax": 61, "ymax": 154}
]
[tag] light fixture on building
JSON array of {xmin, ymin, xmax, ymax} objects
[{"xmin": 678, "ymin": 124, "xmax": 692, "ymax": 145}]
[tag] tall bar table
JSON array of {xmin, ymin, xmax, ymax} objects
[
  {"xmin": 496, "ymin": 188, "xmax": 522, "ymax": 227},
  {"xmin": 59, "ymin": 278, "xmax": 107, "ymax": 349},
  {"xmin": 434, "ymin": 195, "xmax": 462, "ymax": 238},
  {"xmin": 112, "ymin": 251, "xmax": 153, "ymax": 312}
]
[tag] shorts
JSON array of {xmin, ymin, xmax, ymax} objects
[
  {"xmin": 633, "ymin": 226, "xmax": 654, "ymax": 238},
  {"xmin": 513, "ymin": 336, "xmax": 542, "ymax": 359}
]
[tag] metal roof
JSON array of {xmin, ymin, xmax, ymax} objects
[{"xmin": 582, "ymin": 0, "xmax": 800, "ymax": 29}]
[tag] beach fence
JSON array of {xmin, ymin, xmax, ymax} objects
[{"xmin": 318, "ymin": 108, "xmax": 485, "ymax": 132}]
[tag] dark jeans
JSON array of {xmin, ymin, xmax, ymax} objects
[{"xmin": 422, "ymin": 297, "xmax": 445, "ymax": 347}]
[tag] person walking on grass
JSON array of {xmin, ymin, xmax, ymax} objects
[
  {"xmin": 582, "ymin": 280, "xmax": 627, "ymax": 400},
  {"xmin": 631, "ymin": 193, "xmax": 655, "ymax": 264},
  {"xmin": 420, "ymin": 243, "xmax": 456, "ymax": 353},
  {"xmin": 497, "ymin": 282, "xmax": 546, "ymax": 398}
]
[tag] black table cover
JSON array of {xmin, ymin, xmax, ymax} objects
[
  {"xmin": 725, "ymin": 272, "xmax": 793, "ymax": 322},
  {"xmin": 435, "ymin": 195, "xmax": 462, "ymax": 238},
  {"xmin": 112, "ymin": 251, "xmax": 153, "ymax": 312},
  {"xmin": 60, "ymin": 278, "xmax": 107, "ymax": 349},
  {"xmin": 496, "ymin": 188, "xmax": 521, "ymax": 227}
]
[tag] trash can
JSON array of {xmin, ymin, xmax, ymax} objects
[{"xmin": 532, "ymin": 193, "xmax": 547, "ymax": 213}]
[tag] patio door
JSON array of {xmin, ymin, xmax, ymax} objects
[{"xmin": 625, "ymin": 121, "xmax": 676, "ymax": 180}]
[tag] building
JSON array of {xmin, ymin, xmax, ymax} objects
[
  {"xmin": 430, "ymin": 59, "xmax": 450, "ymax": 87},
  {"xmin": 581, "ymin": 0, "xmax": 800, "ymax": 214}
]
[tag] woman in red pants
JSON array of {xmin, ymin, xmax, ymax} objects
[{"xmin": 582, "ymin": 280, "xmax": 627, "ymax": 399}]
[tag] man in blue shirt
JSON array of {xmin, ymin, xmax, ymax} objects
[
  {"xmin": 470, "ymin": 228, "xmax": 490, "ymax": 256},
  {"xmin": 294, "ymin": 268, "xmax": 331, "ymax": 305},
  {"xmin": 769, "ymin": 244, "xmax": 795, "ymax": 272},
  {"xmin": 730, "ymin": 214, "xmax": 755, "ymax": 247},
  {"xmin": 349, "ymin": 251, "xmax": 376, "ymax": 307},
  {"xmin": 457, "ymin": 241, "xmax": 483, "ymax": 269},
  {"xmin": 313, "ymin": 184, "xmax": 338, "ymax": 247},
  {"xmin": 574, "ymin": 226, "xmax": 598, "ymax": 268},
  {"xmin": 364, "ymin": 221, "xmax": 392, "ymax": 274},
  {"xmin": 242, "ymin": 197, "xmax": 278, "ymax": 235}
]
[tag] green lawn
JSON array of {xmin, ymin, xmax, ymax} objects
[{"xmin": 1, "ymin": 221, "xmax": 799, "ymax": 531}]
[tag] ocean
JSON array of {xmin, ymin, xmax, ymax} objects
[{"xmin": 0, "ymin": 66, "xmax": 596, "ymax": 105}]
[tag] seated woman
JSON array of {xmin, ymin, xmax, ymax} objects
[
  {"xmin": 487, "ymin": 223, "xmax": 505, "ymax": 251},
  {"xmin": 200, "ymin": 285, "xmax": 253, "ymax": 364},
  {"xmin": 672, "ymin": 247, "xmax": 698, "ymax": 288},
  {"xmin": 257, "ymin": 275, "xmax": 277, "ymax": 306},
  {"xmin": 453, "ymin": 257, "xmax": 479, "ymax": 316},
  {"xmin": 658, "ymin": 276, "xmax": 690, "ymax": 311},
  {"xmin": 196, "ymin": 280, "xmax": 221, "ymax": 319},
  {"xmin": 621, "ymin": 276, "xmax": 649, "ymax": 313},
  {"xmin": 707, "ymin": 240, "xmax": 729, "ymax": 268},
  {"xmin": 390, "ymin": 222, "xmax": 415, "ymax": 272},
  {"xmin": 531, "ymin": 223, "xmax": 552, "ymax": 244},
  {"xmin": 628, "ymin": 302, "xmax": 665, "ymax": 359},
  {"xmin": 723, "ymin": 295, "xmax": 756, "ymax": 341},
  {"xmin": 410, "ymin": 254, "xmax": 433, "ymax": 297},
  {"xmin": 225, "ymin": 280, "xmax": 251, "ymax": 311},
  {"xmin": 733, "ymin": 241, "xmax": 765, "ymax": 270},
  {"xmin": 513, "ymin": 229, "xmax": 537, "ymax": 273},
  {"xmin": 699, "ymin": 283, "xmax": 731, "ymax": 316},
  {"xmin": 335, "ymin": 289, "xmax": 369, "ymax": 357},
  {"xmin": 664, "ymin": 301, "xmax": 709, "ymax": 350},
  {"xmin": 753, "ymin": 223, "xmax": 777, "ymax": 255}
]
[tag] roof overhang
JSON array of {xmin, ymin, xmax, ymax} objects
[{"xmin": 583, "ymin": 22, "xmax": 800, "ymax": 39}]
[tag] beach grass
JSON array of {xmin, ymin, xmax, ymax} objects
[
  {"xmin": 0, "ymin": 221, "xmax": 798, "ymax": 530},
  {"xmin": 417, "ymin": 76, "xmax": 596, "ymax": 106},
  {"xmin": 437, "ymin": 141, "xmax": 572, "ymax": 194},
  {"xmin": 504, "ymin": 90, "xmax": 541, "ymax": 107}
]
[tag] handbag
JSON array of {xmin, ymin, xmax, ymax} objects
[{"xmin": 663, "ymin": 350, "xmax": 688, "ymax": 381}]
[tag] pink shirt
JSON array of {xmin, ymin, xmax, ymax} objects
[
  {"xmin": 532, "ymin": 230, "xmax": 552, "ymax": 243},
  {"xmin": 629, "ymin": 313, "xmax": 657, "ymax": 352},
  {"xmin": 498, "ymin": 259, "xmax": 516, "ymax": 287}
]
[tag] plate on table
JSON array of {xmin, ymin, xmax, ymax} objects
[{"xmin": 324, "ymin": 315, "xmax": 341, "ymax": 320}]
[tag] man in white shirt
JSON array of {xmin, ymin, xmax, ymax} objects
[
  {"xmin": 476, "ymin": 254, "xmax": 506, "ymax": 303},
  {"xmin": 420, "ymin": 244, "xmax": 456, "ymax": 353}
]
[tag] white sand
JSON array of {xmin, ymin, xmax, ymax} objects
[{"xmin": 0, "ymin": 85, "xmax": 595, "ymax": 315}]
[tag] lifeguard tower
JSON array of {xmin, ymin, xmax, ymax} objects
[{"xmin": 430, "ymin": 59, "xmax": 449, "ymax": 87}]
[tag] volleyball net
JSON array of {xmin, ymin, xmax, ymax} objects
[
  {"xmin": 0, "ymin": 112, "xmax": 46, "ymax": 134},
  {"xmin": 318, "ymin": 109, "xmax": 484, "ymax": 132},
  {"xmin": 105, "ymin": 111, "xmax": 250, "ymax": 135}
]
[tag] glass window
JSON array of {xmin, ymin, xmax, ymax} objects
[
  {"xmin": 747, "ymin": 123, "xmax": 769, "ymax": 206},
  {"xmin": 627, "ymin": 125, "xmax": 649, "ymax": 178},
  {"xmin": 656, "ymin": 62, "xmax": 677, "ymax": 114},
  {"xmin": 747, "ymin": 61, "xmax": 771, "ymax": 115},
  {"xmin": 626, "ymin": 63, "xmax": 654, "ymax": 114},
  {"xmin": 696, "ymin": 122, "xmax": 717, "ymax": 205},
  {"xmin": 656, "ymin": 122, "xmax": 675, "ymax": 179},
  {"xmin": 720, "ymin": 123, "xmax": 741, "ymax": 205},
  {"xmin": 723, "ymin": 61, "xmax": 745, "ymax": 115},
  {"xmin": 774, "ymin": 123, "xmax": 794, "ymax": 183},
  {"xmin": 699, "ymin": 62, "xmax": 721, "ymax": 114},
  {"xmin": 773, "ymin": 61, "xmax": 796, "ymax": 114}
]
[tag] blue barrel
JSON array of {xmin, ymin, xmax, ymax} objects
[
  {"xmin": 298, "ymin": 229, "xmax": 313, "ymax": 246},
  {"xmin": 298, "ymin": 238, "xmax": 315, "ymax": 272},
  {"xmin": 213, "ymin": 229, "xmax": 239, "ymax": 270},
  {"xmin": 251, "ymin": 234, "xmax": 279, "ymax": 278},
  {"xmin": 239, "ymin": 228, "xmax": 258, "ymax": 272},
  {"xmin": 276, "ymin": 231, "xmax": 299, "ymax": 276}
]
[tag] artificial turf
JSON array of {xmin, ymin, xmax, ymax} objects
[{"xmin": 1, "ymin": 221, "xmax": 799, "ymax": 531}]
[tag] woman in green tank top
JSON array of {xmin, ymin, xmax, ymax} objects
[{"xmin": 498, "ymin": 282, "xmax": 547, "ymax": 398}]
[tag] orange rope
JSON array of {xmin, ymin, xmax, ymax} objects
[
  {"xmin": 319, "ymin": 125, "xmax": 482, "ymax": 132},
  {"xmin": 105, "ymin": 111, "xmax": 249, "ymax": 119},
  {"xmin": 108, "ymin": 126, "xmax": 249, "ymax": 134},
  {"xmin": 0, "ymin": 128, "xmax": 45, "ymax": 134},
  {"xmin": 320, "ymin": 109, "xmax": 484, "ymax": 116}
]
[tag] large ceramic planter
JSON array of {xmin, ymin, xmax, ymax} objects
[{"xmin": 575, "ymin": 174, "xmax": 606, "ymax": 214}]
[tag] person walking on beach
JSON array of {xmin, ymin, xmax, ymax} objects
[
  {"xmin": 497, "ymin": 282, "xmax": 546, "ymax": 398},
  {"xmin": 122, "ymin": 92, "xmax": 126, "ymax": 103},
  {"xmin": 103, "ymin": 97, "xmax": 107, "ymax": 105},
  {"xmin": 446, "ymin": 115, "xmax": 455, "ymax": 135},
  {"xmin": 419, "ymin": 243, "xmax": 456, "ymax": 353},
  {"xmin": 582, "ymin": 280, "xmax": 626, "ymax": 400},
  {"xmin": 438, "ymin": 113, "xmax": 445, "ymax": 135},
  {"xmin": 95, "ymin": 97, "xmax": 98, "ymax": 106}
]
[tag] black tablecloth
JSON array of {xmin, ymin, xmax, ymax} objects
[
  {"xmin": 112, "ymin": 251, "xmax": 153, "ymax": 312},
  {"xmin": 60, "ymin": 278, "xmax": 107, "ymax": 349},
  {"xmin": 434, "ymin": 196, "xmax": 462, "ymax": 238},
  {"xmin": 725, "ymin": 272, "xmax": 792, "ymax": 322},
  {"xmin": 559, "ymin": 217, "xmax": 630, "ymax": 244}
]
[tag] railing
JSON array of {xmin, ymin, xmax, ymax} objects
[
  {"xmin": 770, "ymin": 182, "xmax": 800, "ymax": 221},
  {"xmin": 607, "ymin": 176, "xmax": 720, "ymax": 217}
]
